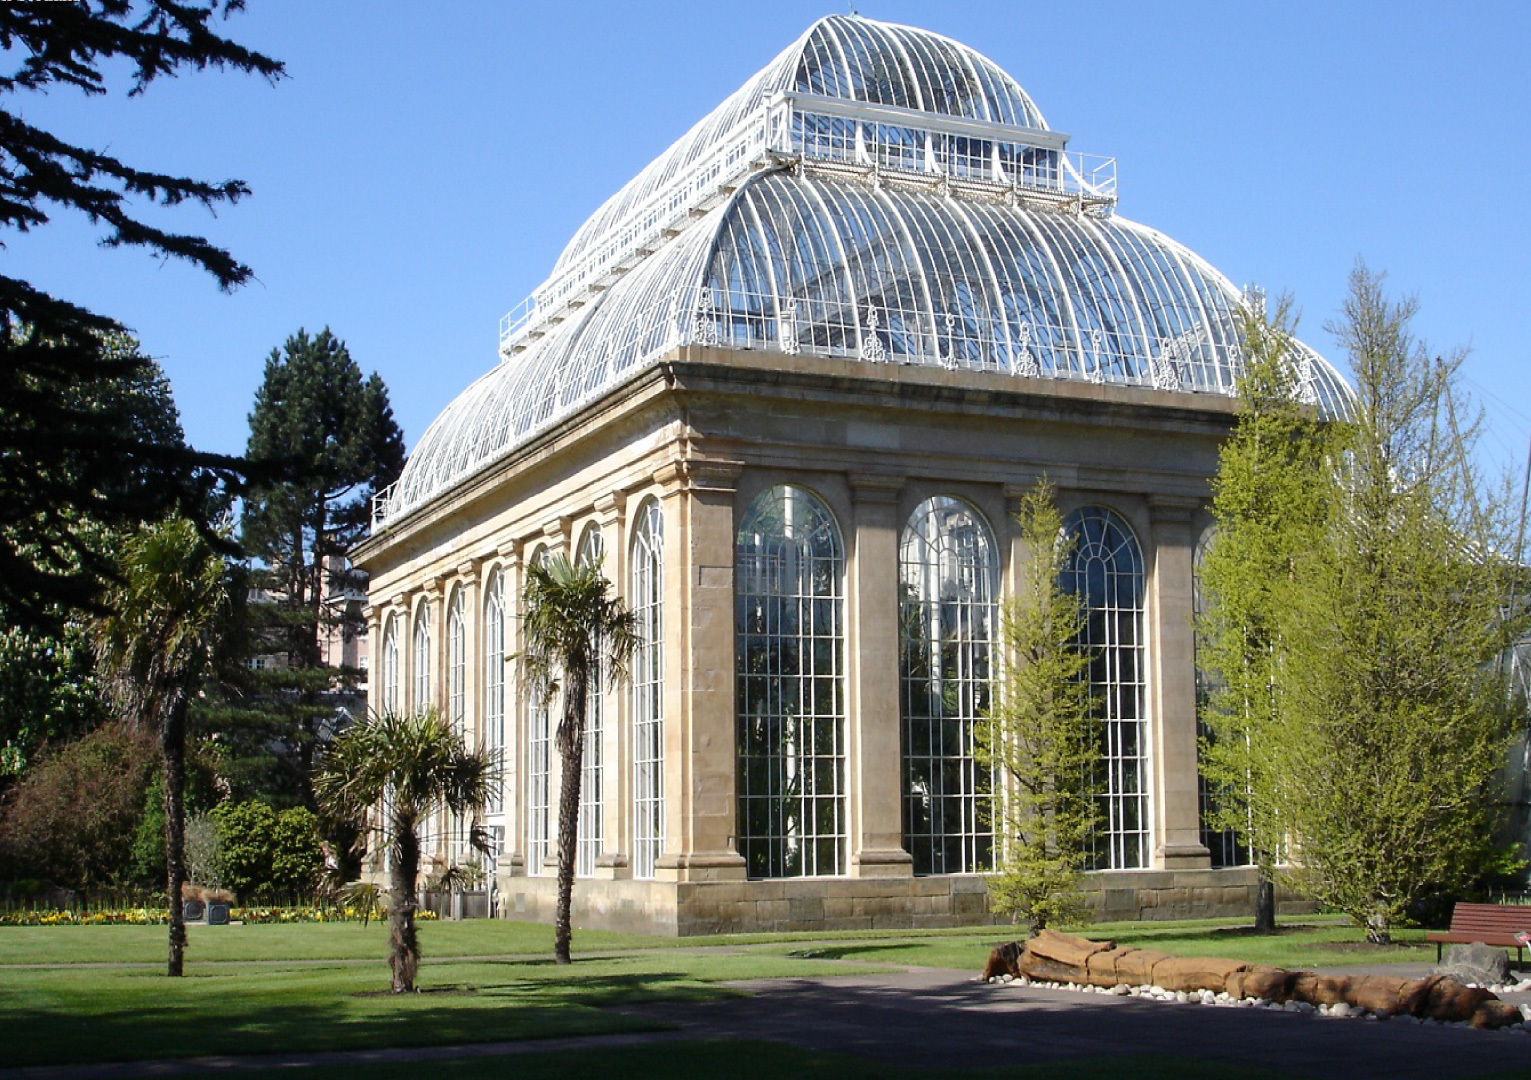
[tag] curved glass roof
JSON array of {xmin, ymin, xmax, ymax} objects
[{"xmin": 377, "ymin": 16, "xmax": 1351, "ymax": 526}]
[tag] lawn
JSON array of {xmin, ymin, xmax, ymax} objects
[
  {"xmin": 0, "ymin": 948, "xmax": 870, "ymax": 1068},
  {"xmin": 0, "ymin": 914, "xmax": 1478, "ymax": 1076},
  {"xmin": 771, "ymin": 915, "xmax": 1439, "ymax": 972}
]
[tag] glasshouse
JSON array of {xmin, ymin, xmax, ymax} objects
[{"xmin": 352, "ymin": 14, "xmax": 1350, "ymax": 934}]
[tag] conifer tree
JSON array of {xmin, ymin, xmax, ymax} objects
[
  {"xmin": 0, "ymin": 3, "xmax": 283, "ymax": 625},
  {"xmin": 1276, "ymin": 266, "xmax": 1524, "ymax": 943},
  {"xmin": 233, "ymin": 328, "xmax": 404, "ymax": 806},
  {"xmin": 1202, "ymin": 268, "xmax": 1525, "ymax": 944},
  {"xmin": 976, "ymin": 481, "xmax": 1100, "ymax": 934},
  {"xmin": 1197, "ymin": 297, "xmax": 1332, "ymax": 933}
]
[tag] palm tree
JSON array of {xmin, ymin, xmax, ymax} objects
[
  {"xmin": 522, "ymin": 553, "xmax": 637, "ymax": 964},
  {"xmin": 315, "ymin": 709, "xmax": 497, "ymax": 992},
  {"xmin": 93, "ymin": 517, "xmax": 228, "ymax": 977}
]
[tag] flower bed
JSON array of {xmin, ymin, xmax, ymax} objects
[{"xmin": 0, "ymin": 906, "xmax": 438, "ymax": 926}]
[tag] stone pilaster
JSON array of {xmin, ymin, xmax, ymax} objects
[
  {"xmin": 654, "ymin": 458, "xmax": 747, "ymax": 882},
  {"xmin": 847, "ymin": 474, "xmax": 913, "ymax": 877},
  {"xmin": 594, "ymin": 492, "xmax": 630, "ymax": 878},
  {"xmin": 496, "ymin": 541, "xmax": 526, "ymax": 877},
  {"xmin": 1148, "ymin": 495, "xmax": 1211, "ymax": 869}
]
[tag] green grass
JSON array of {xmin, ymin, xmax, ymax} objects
[
  {"xmin": 767, "ymin": 915, "xmax": 1438, "ymax": 973},
  {"xmin": 0, "ymin": 951, "xmax": 877, "ymax": 1068},
  {"xmin": 0, "ymin": 914, "xmax": 1472, "ymax": 1073}
]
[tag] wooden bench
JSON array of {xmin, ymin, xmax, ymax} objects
[{"xmin": 1427, "ymin": 902, "xmax": 1531, "ymax": 966}]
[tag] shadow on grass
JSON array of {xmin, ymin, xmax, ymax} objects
[{"xmin": 1, "ymin": 968, "xmax": 738, "ymax": 1069}]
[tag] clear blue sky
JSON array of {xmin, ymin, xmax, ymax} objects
[{"xmin": 10, "ymin": 1, "xmax": 1530, "ymax": 481}]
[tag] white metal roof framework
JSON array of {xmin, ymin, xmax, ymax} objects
[{"xmin": 377, "ymin": 15, "xmax": 1351, "ymax": 526}]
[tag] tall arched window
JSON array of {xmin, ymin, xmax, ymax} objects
[
  {"xmin": 900, "ymin": 496, "xmax": 996, "ymax": 875},
  {"xmin": 447, "ymin": 588, "xmax": 466, "ymax": 736},
  {"xmin": 412, "ymin": 602, "xmax": 431, "ymax": 713},
  {"xmin": 446, "ymin": 586, "xmax": 468, "ymax": 859},
  {"xmin": 526, "ymin": 545, "xmax": 552, "ymax": 874},
  {"xmin": 482, "ymin": 569, "xmax": 506, "ymax": 823},
  {"xmin": 736, "ymin": 484, "xmax": 846, "ymax": 878},
  {"xmin": 380, "ymin": 613, "xmax": 400, "ymax": 714},
  {"xmin": 1061, "ymin": 506, "xmax": 1148, "ymax": 870},
  {"xmin": 575, "ymin": 524, "xmax": 605, "ymax": 878},
  {"xmin": 1193, "ymin": 527, "xmax": 1250, "ymax": 868},
  {"xmin": 630, "ymin": 498, "xmax": 665, "ymax": 879}
]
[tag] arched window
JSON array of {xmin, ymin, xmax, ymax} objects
[
  {"xmin": 630, "ymin": 498, "xmax": 665, "ymax": 879},
  {"xmin": 736, "ymin": 484, "xmax": 846, "ymax": 878},
  {"xmin": 447, "ymin": 588, "xmax": 466, "ymax": 735},
  {"xmin": 412, "ymin": 602, "xmax": 431, "ymax": 713},
  {"xmin": 1193, "ymin": 527, "xmax": 1250, "ymax": 868},
  {"xmin": 899, "ymin": 496, "xmax": 996, "ymax": 875},
  {"xmin": 446, "ymin": 585, "xmax": 468, "ymax": 859},
  {"xmin": 526, "ymin": 545, "xmax": 552, "ymax": 874},
  {"xmin": 575, "ymin": 523, "xmax": 605, "ymax": 878},
  {"xmin": 1061, "ymin": 506, "xmax": 1148, "ymax": 870},
  {"xmin": 482, "ymin": 569, "xmax": 506, "ymax": 821},
  {"xmin": 380, "ymin": 612, "xmax": 400, "ymax": 714}
]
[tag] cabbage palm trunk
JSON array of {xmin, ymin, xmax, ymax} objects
[
  {"xmin": 93, "ymin": 518, "xmax": 228, "ymax": 977},
  {"xmin": 316, "ymin": 708, "xmax": 497, "ymax": 992},
  {"xmin": 522, "ymin": 554, "xmax": 636, "ymax": 965}
]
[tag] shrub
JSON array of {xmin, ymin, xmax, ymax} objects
[
  {"xmin": 211, "ymin": 800, "xmax": 323, "ymax": 900},
  {"xmin": 0, "ymin": 724, "xmax": 157, "ymax": 890}
]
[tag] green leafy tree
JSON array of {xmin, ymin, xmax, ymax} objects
[
  {"xmin": 0, "ymin": 3, "xmax": 282, "ymax": 625},
  {"xmin": 0, "ymin": 622, "xmax": 108, "ymax": 779},
  {"xmin": 975, "ymin": 482, "xmax": 1100, "ymax": 934},
  {"xmin": 1197, "ymin": 297, "xmax": 1333, "ymax": 933},
  {"xmin": 93, "ymin": 518, "xmax": 228, "ymax": 976},
  {"xmin": 1272, "ymin": 266, "xmax": 1525, "ymax": 943},
  {"xmin": 316, "ymin": 709, "xmax": 497, "ymax": 993},
  {"xmin": 232, "ymin": 328, "xmax": 405, "ymax": 806},
  {"xmin": 521, "ymin": 554, "xmax": 637, "ymax": 964}
]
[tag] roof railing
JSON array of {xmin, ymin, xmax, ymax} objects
[{"xmin": 499, "ymin": 92, "xmax": 1118, "ymax": 359}]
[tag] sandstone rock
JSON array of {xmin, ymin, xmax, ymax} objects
[
  {"xmin": 1469, "ymin": 1000, "xmax": 1523, "ymax": 1031},
  {"xmin": 1421, "ymin": 976, "xmax": 1495, "ymax": 1023},
  {"xmin": 1229, "ymin": 966, "xmax": 1294, "ymax": 1002},
  {"xmin": 1344, "ymin": 974, "xmax": 1433, "ymax": 1017},
  {"xmin": 1436, "ymin": 943, "xmax": 1512, "ymax": 989},
  {"xmin": 982, "ymin": 941, "xmax": 1023, "ymax": 981},
  {"xmin": 1025, "ymin": 928, "xmax": 1115, "ymax": 969},
  {"xmin": 1085, "ymin": 947, "xmax": 1138, "ymax": 988},
  {"xmin": 1290, "ymin": 972, "xmax": 1351, "ymax": 1006},
  {"xmin": 1114, "ymin": 948, "xmax": 1175, "ymax": 986},
  {"xmin": 1151, "ymin": 953, "xmax": 1248, "ymax": 994}
]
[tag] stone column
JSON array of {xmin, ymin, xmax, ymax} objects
[
  {"xmin": 1148, "ymin": 495, "xmax": 1211, "ymax": 869},
  {"xmin": 364, "ymin": 604, "xmax": 384, "ymax": 718},
  {"xmin": 847, "ymin": 474, "xmax": 912, "ymax": 877},
  {"xmin": 655, "ymin": 459, "xmax": 747, "ymax": 882},
  {"xmin": 538, "ymin": 522, "xmax": 568, "ymax": 875},
  {"xmin": 594, "ymin": 492, "xmax": 629, "ymax": 879},
  {"xmin": 497, "ymin": 542, "xmax": 526, "ymax": 877}
]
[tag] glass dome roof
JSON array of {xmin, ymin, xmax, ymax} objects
[{"xmin": 377, "ymin": 16, "xmax": 1351, "ymax": 526}]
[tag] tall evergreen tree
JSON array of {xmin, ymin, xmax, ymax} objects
[
  {"xmin": 0, "ymin": 3, "xmax": 283, "ymax": 625},
  {"xmin": 1197, "ymin": 297, "xmax": 1333, "ymax": 933},
  {"xmin": 2, "ymin": 340, "xmax": 188, "ymax": 780},
  {"xmin": 234, "ymin": 328, "xmax": 404, "ymax": 805},
  {"xmin": 975, "ymin": 481, "xmax": 1100, "ymax": 934},
  {"xmin": 1202, "ymin": 268, "xmax": 1526, "ymax": 944},
  {"xmin": 1275, "ymin": 267, "xmax": 1525, "ymax": 943}
]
